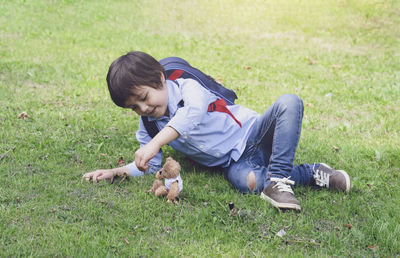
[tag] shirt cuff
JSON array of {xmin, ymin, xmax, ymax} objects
[{"xmin": 123, "ymin": 162, "xmax": 161, "ymax": 176}]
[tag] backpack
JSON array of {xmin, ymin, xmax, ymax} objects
[{"xmin": 141, "ymin": 57, "xmax": 240, "ymax": 138}]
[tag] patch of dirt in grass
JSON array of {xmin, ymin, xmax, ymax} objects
[
  {"xmin": 68, "ymin": 188, "xmax": 96, "ymax": 199},
  {"xmin": 113, "ymin": 187, "xmax": 132, "ymax": 197},
  {"xmin": 25, "ymin": 80, "xmax": 48, "ymax": 89},
  {"xmin": 308, "ymin": 37, "xmax": 370, "ymax": 55},
  {"xmin": 0, "ymin": 32, "xmax": 20, "ymax": 39},
  {"xmin": 314, "ymin": 219, "xmax": 336, "ymax": 232}
]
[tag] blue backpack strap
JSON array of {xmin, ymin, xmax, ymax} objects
[
  {"xmin": 141, "ymin": 116, "xmax": 159, "ymax": 139},
  {"xmin": 159, "ymin": 57, "xmax": 237, "ymax": 105},
  {"xmin": 141, "ymin": 99, "xmax": 184, "ymax": 139}
]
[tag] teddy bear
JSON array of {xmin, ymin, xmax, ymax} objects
[{"xmin": 147, "ymin": 157, "xmax": 183, "ymax": 203}]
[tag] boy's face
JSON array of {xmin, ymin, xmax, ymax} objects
[{"xmin": 124, "ymin": 78, "xmax": 169, "ymax": 118}]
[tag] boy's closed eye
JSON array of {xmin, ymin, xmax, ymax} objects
[{"xmin": 127, "ymin": 94, "xmax": 147, "ymax": 110}]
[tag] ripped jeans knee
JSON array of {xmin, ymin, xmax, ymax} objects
[{"xmin": 225, "ymin": 164, "xmax": 267, "ymax": 193}]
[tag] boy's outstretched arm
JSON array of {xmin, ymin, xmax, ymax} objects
[
  {"xmin": 135, "ymin": 125, "xmax": 179, "ymax": 171},
  {"xmin": 82, "ymin": 120, "xmax": 177, "ymax": 183},
  {"xmin": 82, "ymin": 158, "xmax": 161, "ymax": 183},
  {"xmin": 83, "ymin": 167, "xmax": 130, "ymax": 183}
]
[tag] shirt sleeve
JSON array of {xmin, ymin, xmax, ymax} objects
[
  {"xmin": 123, "ymin": 161, "xmax": 161, "ymax": 176},
  {"xmin": 167, "ymin": 79, "xmax": 216, "ymax": 135},
  {"xmin": 123, "ymin": 118, "xmax": 162, "ymax": 176}
]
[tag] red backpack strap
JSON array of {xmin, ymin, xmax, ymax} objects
[
  {"xmin": 208, "ymin": 99, "xmax": 242, "ymax": 127},
  {"xmin": 168, "ymin": 69, "xmax": 184, "ymax": 80}
]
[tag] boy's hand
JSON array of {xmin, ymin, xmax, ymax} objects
[
  {"xmin": 83, "ymin": 169, "xmax": 116, "ymax": 183},
  {"xmin": 135, "ymin": 125, "xmax": 180, "ymax": 172},
  {"xmin": 135, "ymin": 141, "xmax": 160, "ymax": 172}
]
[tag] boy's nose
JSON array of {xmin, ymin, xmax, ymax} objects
[
  {"xmin": 137, "ymin": 103, "xmax": 148, "ymax": 114},
  {"xmin": 143, "ymin": 106, "xmax": 152, "ymax": 114}
]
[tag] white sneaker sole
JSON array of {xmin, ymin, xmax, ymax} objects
[
  {"xmin": 260, "ymin": 192, "xmax": 301, "ymax": 211},
  {"xmin": 320, "ymin": 163, "xmax": 351, "ymax": 193}
]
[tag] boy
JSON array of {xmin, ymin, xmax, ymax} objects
[{"xmin": 83, "ymin": 51, "xmax": 351, "ymax": 211}]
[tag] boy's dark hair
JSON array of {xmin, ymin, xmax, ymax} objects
[{"xmin": 106, "ymin": 51, "xmax": 166, "ymax": 107}]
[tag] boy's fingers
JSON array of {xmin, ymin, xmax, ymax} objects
[
  {"xmin": 82, "ymin": 172, "xmax": 91, "ymax": 178},
  {"xmin": 140, "ymin": 160, "xmax": 146, "ymax": 170},
  {"xmin": 140, "ymin": 162, "xmax": 149, "ymax": 172},
  {"xmin": 135, "ymin": 156, "xmax": 145, "ymax": 171},
  {"xmin": 93, "ymin": 173, "xmax": 101, "ymax": 183},
  {"xmin": 97, "ymin": 173, "xmax": 110, "ymax": 181},
  {"xmin": 82, "ymin": 173, "xmax": 92, "ymax": 182}
]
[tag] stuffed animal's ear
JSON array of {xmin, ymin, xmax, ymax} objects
[
  {"xmin": 156, "ymin": 169, "xmax": 164, "ymax": 180},
  {"xmin": 162, "ymin": 157, "xmax": 181, "ymax": 178}
]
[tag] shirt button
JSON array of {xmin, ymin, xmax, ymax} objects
[
  {"xmin": 183, "ymin": 135, "xmax": 188, "ymax": 139},
  {"xmin": 199, "ymin": 145, "xmax": 204, "ymax": 149},
  {"xmin": 216, "ymin": 152, "xmax": 220, "ymax": 157}
]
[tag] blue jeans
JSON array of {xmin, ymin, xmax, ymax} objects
[{"xmin": 224, "ymin": 94, "xmax": 317, "ymax": 193}]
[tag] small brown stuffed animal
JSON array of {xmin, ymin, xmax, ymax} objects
[{"xmin": 147, "ymin": 157, "xmax": 183, "ymax": 203}]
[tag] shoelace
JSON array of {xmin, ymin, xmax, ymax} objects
[
  {"xmin": 313, "ymin": 167, "xmax": 330, "ymax": 187},
  {"xmin": 270, "ymin": 177, "xmax": 295, "ymax": 194}
]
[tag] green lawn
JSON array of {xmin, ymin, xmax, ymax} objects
[{"xmin": 1, "ymin": 0, "xmax": 399, "ymax": 256}]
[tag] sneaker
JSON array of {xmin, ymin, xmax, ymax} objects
[
  {"xmin": 313, "ymin": 163, "xmax": 351, "ymax": 193},
  {"xmin": 260, "ymin": 177, "xmax": 301, "ymax": 211}
]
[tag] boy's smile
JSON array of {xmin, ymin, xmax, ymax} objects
[{"xmin": 124, "ymin": 82, "xmax": 169, "ymax": 118}]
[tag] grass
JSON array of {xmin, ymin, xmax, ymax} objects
[{"xmin": 1, "ymin": 0, "xmax": 399, "ymax": 256}]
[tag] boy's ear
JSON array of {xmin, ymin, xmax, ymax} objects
[{"xmin": 160, "ymin": 72, "xmax": 166, "ymax": 83}]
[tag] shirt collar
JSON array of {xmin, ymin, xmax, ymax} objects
[{"xmin": 146, "ymin": 79, "xmax": 182, "ymax": 122}]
